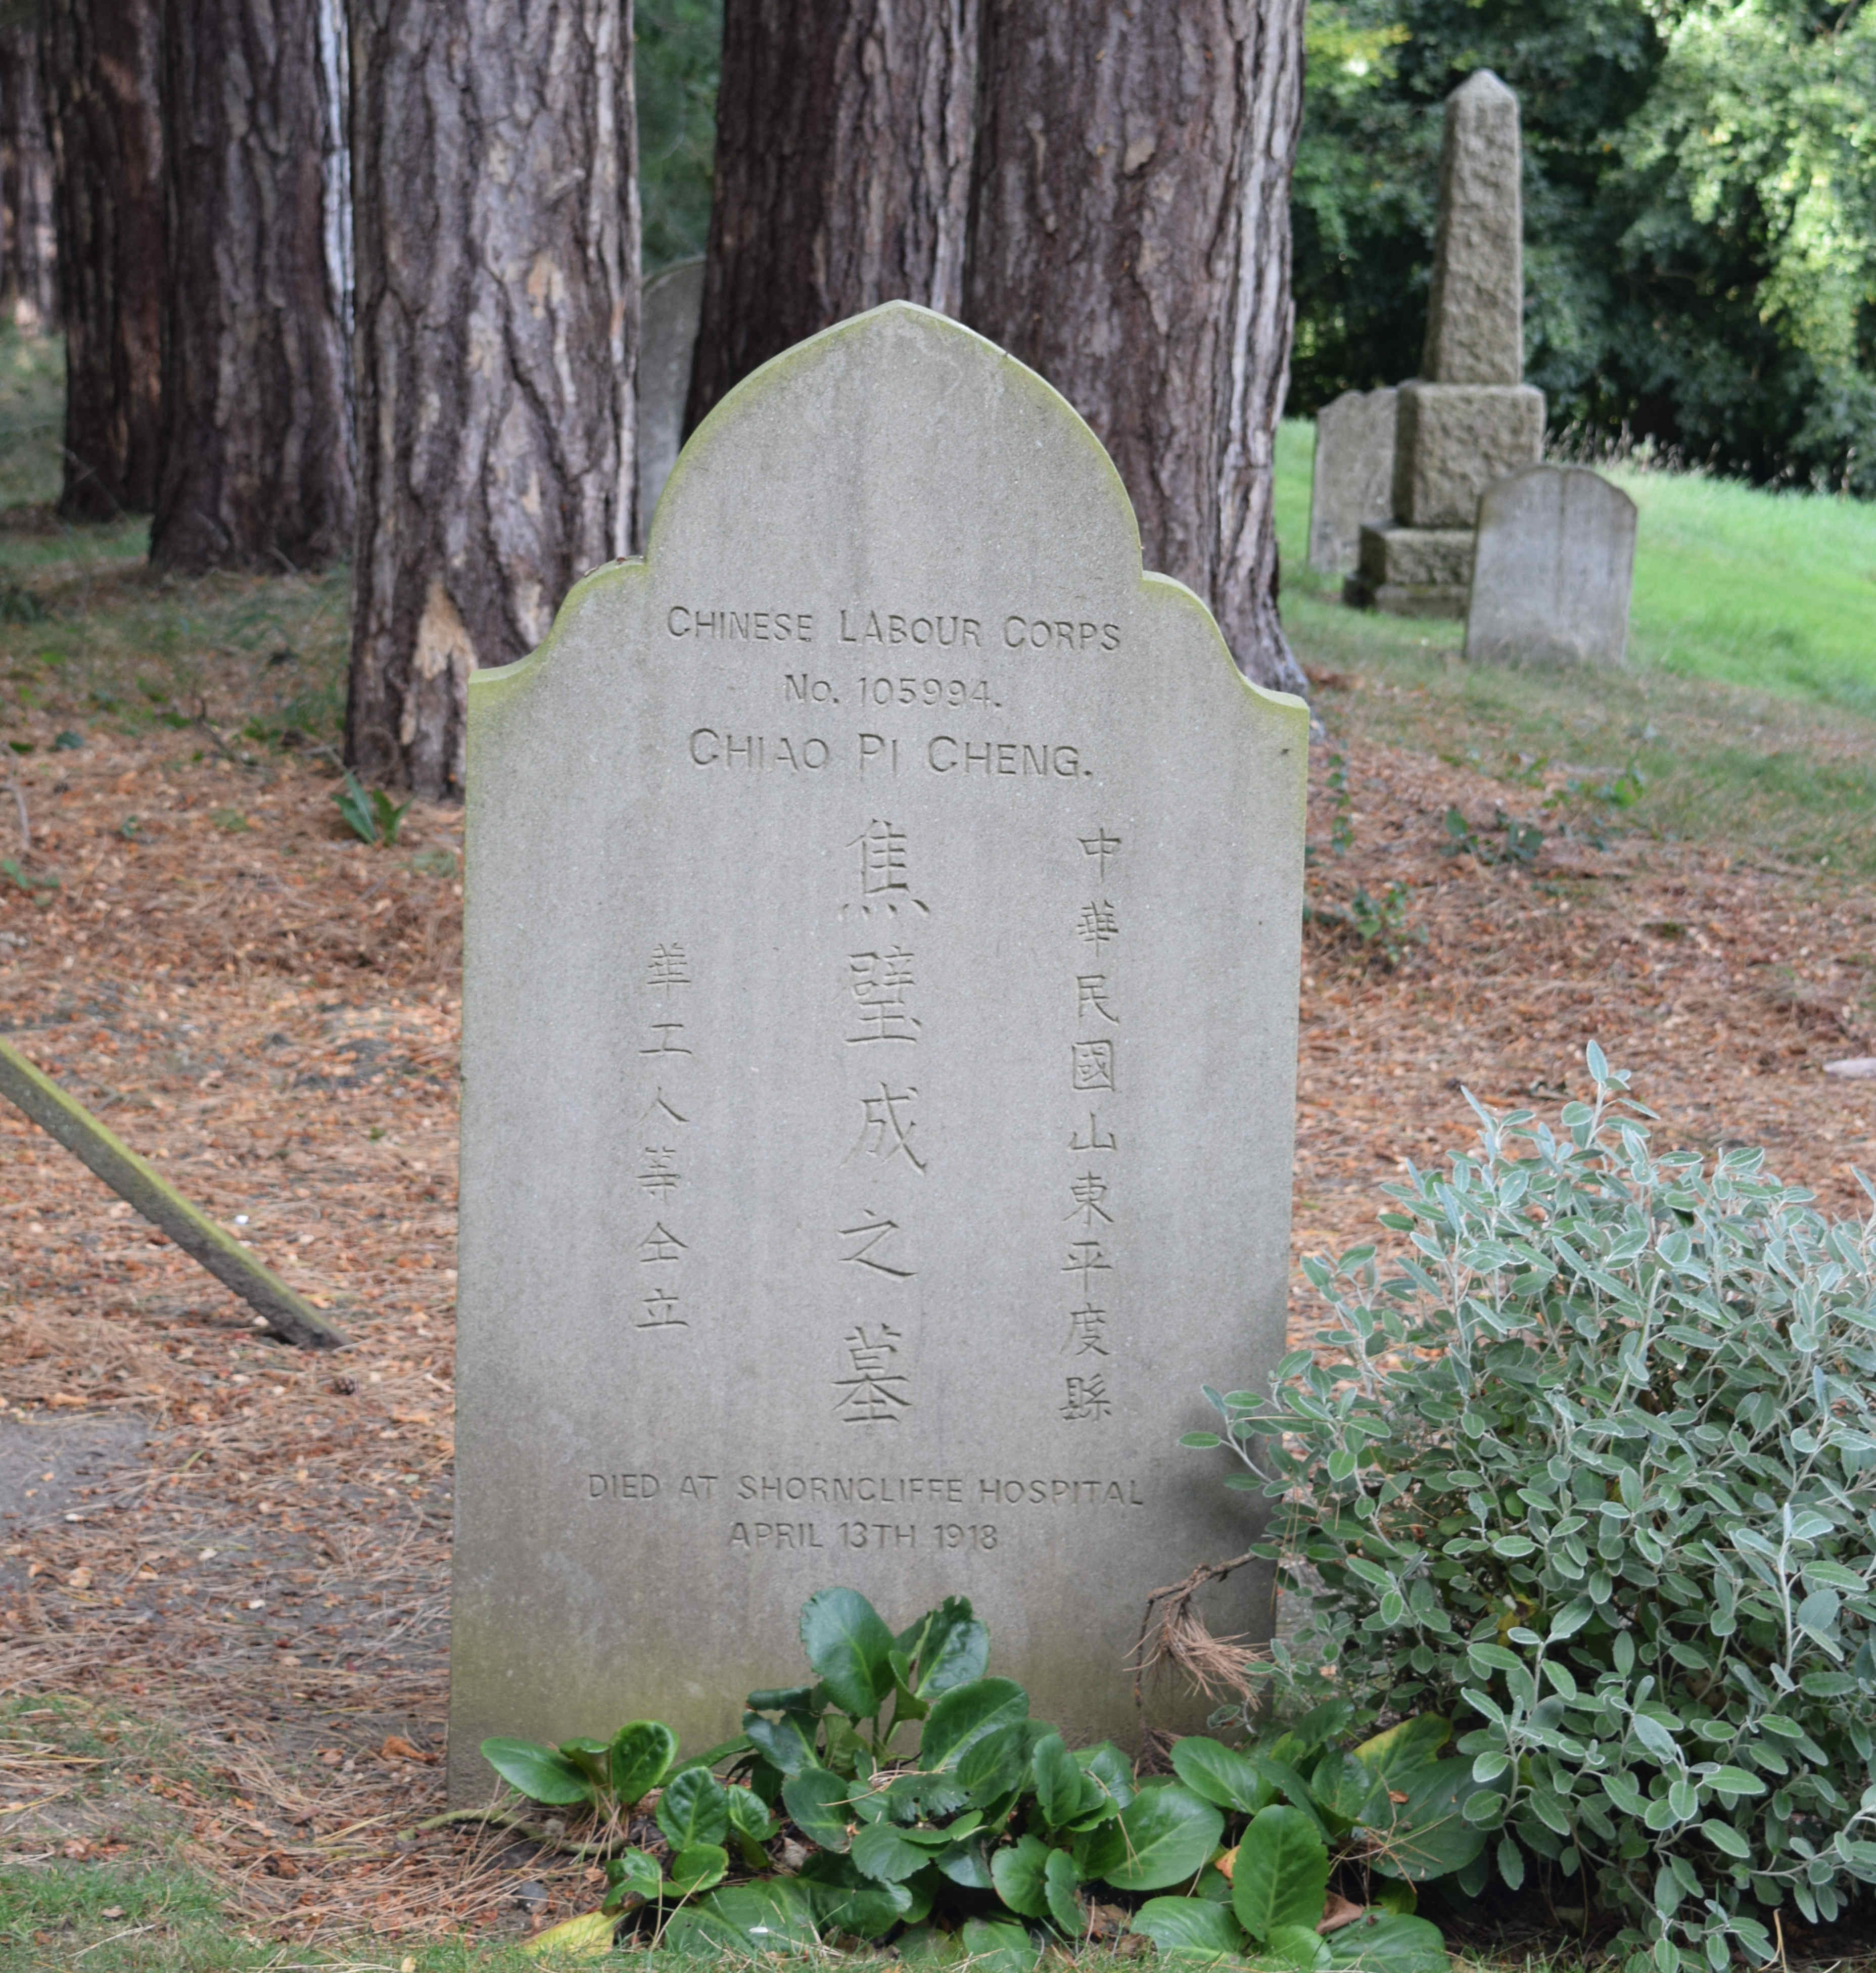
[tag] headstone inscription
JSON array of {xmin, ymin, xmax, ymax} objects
[
  {"xmin": 1348, "ymin": 71, "xmax": 1544, "ymax": 617},
  {"xmin": 447, "ymin": 303, "xmax": 1308, "ymax": 1801},
  {"xmin": 1465, "ymin": 464, "xmax": 1637, "ymax": 667},
  {"xmin": 633, "ymin": 256, "xmax": 705, "ymax": 552},
  {"xmin": 1307, "ymin": 387, "xmax": 1397, "ymax": 576}
]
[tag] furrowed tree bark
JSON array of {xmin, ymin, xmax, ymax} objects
[
  {"xmin": 1, "ymin": 23, "xmax": 58, "ymax": 333},
  {"xmin": 40, "ymin": 0, "xmax": 164, "ymax": 518},
  {"xmin": 345, "ymin": 0, "xmax": 639, "ymax": 800},
  {"xmin": 684, "ymin": 0, "xmax": 979, "ymax": 432},
  {"xmin": 150, "ymin": 0, "xmax": 353, "ymax": 572},
  {"xmin": 964, "ymin": 0, "xmax": 1309, "ymax": 696}
]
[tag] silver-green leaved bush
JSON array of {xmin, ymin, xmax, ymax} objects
[{"xmin": 1191, "ymin": 1044, "xmax": 1876, "ymax": 1973}]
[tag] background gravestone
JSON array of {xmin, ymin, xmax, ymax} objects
[
  {"xmin": 1307, "ymin": 387, "xmax": 1396, "ymax": 576},
  {"xmin": 633, "ymin": 256, "xmax": 705, "ymax": 552},
  {"xmin": 1348, "ymin": 71, "xmax": 1543, "ymax": 617},
  {"xmin": 447, "ymin": 302, "xmax": 1308, "ymax": 1800},
  {"xmin": 1465, "ymin": 464, "xmax": 1637, "ymax": 667}
]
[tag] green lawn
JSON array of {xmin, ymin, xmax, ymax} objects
[
  {"xmin": 1274, "ymin": 419, "xmax": 1876, "ymax": 717},
  {"xmin": 1272, "ymin": 419, "xmax": 1876, "ymax": 877}
]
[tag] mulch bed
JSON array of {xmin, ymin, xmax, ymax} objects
[{"xmin": 0, "ymin": 702, "xmax": 1870, "ymax": 1948}]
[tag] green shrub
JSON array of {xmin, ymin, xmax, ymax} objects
[
  {"xmin": 1193, "ymin": 1046, "xmax": 1876, "ymax": 1971},
  {"xmin": 483, "ymin": 1587, "xmax": 1461, "ymax": 1967}
]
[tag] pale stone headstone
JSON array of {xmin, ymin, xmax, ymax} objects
[
  {"xmin": 447, "ymin": 303, "xmax": 1308, "ymax": 1799},
  {"xmin": 1465, "ymin": 464, "xmax": 1636, "ymax": 667},
  {"xmin": 1349, "ymin": 70, "xmax": 1543, "ymax": 618},
  {"xmin": 633, "ymin": 256, "xmax": 705, "ymax": 552},
  {"xmin": 1307, "ymin": 387, "xmax": 1397, "ymax": 576}
]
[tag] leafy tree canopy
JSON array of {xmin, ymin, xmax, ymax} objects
[{"xmin": 1291, "ymin": 0, "xmax": 1876, "ymax": 495}]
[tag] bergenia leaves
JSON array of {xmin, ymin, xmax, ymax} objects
[
  {"xmin": 479, "ymin": 1737, "xmax": 592, "ymax": 1806},
  {"xmin": 1085, "ymin": 1785, "xmax": 1225, "ymax": 1891},
  {"xmin": 608, "ymin": 1720, "xmax": 676, "ymax": 1805},
  {"xmin": 479, "ymin": 1586, "xmax": 1487, "ymax": 1966},
  {"xmin": 1232, "ymin": 1805, "xmax": 1331, "ymax": 1942},
  {"xmin": 800, "ymin": 1586, "xmax": 897, "ymax": 1720}
]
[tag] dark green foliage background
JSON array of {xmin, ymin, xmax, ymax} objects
[
  {"xmin": 632, "ymin": 0, "xmax": 1876, "ymax": 495},
  {"xmin": 637, "ymin": 0, "xmax": 721, "ymax": 272},
  {"xmin": 1292, "ymin": 0, "xmax": 1876, "ymax": 495}
]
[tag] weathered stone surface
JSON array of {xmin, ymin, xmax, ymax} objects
[
  {"xmin": 1422, "ymin": 71, "xmax": 1523, "ymax": 386},
  {"xmin": 634, "ymin": 257, "xmax": 704, "ymax": 552},
  {"xmin": 1342, "ymin": 523, "xmax": 1472, "ymax": 617},
  {"xmin": 1351, "ymin": 579, "xmax": 1469, "ymax": 620},
  {"xmin": 1392, "ymin": 382, "xmax": 1543, "ymax": 529},
  {"xmin": 1307, "ymin": 388, "xmax": 1397, "ymax": 575},
  {"xmin": 1465, "ymin": 465, "xmax": 1636, "ymax": 667},
  {"xmin": 1356, "ymin": 524, "xmax": 1474, "ymax": 590},
  {"xmin": 447, "ymin": 303, "xmax": 1308, "ymax": 1800}
]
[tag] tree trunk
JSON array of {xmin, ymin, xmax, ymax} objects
[
  {"xmin": 964, "ymin": 0, "xmax": 1309, "ymax": 696},
  {"xmin": 684, "ymin": 0, "xmax": 979, "ymax": 433},
  {"xmin": 1, "ymin": 24, "xmax": 59, "ymax": 334},
  {"xmin": 149, "ymin": 0, "xmax": 353, "ymax": 572},
  {"xmin": 40, "ymin": 0, "xmax": 164, "ymax": 519},
  {"xmin": 344, "ymin": 0, "xmax": 638, "ymax": 802}
]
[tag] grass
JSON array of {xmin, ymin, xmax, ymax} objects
[
  {"xmin": 1614, "ymin": 468, "xmax": 1876, "ymax": 714},
  {"xmin": 1274, "ymin": 418, "xmax": 1876, "ymax": 713},
  {"xmin": 0, "ymin": 328, "xmax": 65, "ymax": 512},
  {"xmin": 0, "ymin": 333, "xmax": 350, "ymax": 764},
  {"xmin": 0, "ymin": 1862, "xmax": 697, "ymax": 1969},
  {"xmin": 1273, "ymin": 419, "xmax": 1876, "ymax": 877}
]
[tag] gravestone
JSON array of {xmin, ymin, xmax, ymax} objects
[
  {"xmin": 448, "ymin": 303, "xmax": 1308, "ymax": 1800},
  {"xmin": 1465, "ymin": 464, "xmax": 1636, "ymax": 667},
  {"xmin": 1348, "ymin": 71, "xmax": 1543, "ymax": 617},
  {"xmin": 1307, "ymin": 387, "xmax": 1396, "ymax": 576},
  {"xmin": 633, "ymin": 256, "xmax": 704, "ymax": 552}
]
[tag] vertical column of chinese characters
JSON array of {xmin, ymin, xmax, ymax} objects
[
  {"xmin": 1062, "ymin": 830, "xmax": 1121, "ymax": 1423},
  {"xmin": 832, "ymin": 821, "xmax": 927, "ymax": 1427},
  {"xmin": 633, "ymin": 943, "xmax": 695, "ymax": 1333}
]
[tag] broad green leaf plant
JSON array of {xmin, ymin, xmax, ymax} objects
[
  {"xmin": 481, "ymin": 1586, "xmax": 1461, "ymax": 1966},
  {"xmin": 1191, "ymin": 1048, "xmax": 1876, "ymax": 1973}
]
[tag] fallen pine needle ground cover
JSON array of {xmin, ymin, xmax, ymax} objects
[{"xmin": 0, "ymin": 495, "xmax": 1872, "ymax": 1962}]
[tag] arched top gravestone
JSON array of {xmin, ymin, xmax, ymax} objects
[
  {"xmin": 448, "ymin": 303, "xmax": 1308, "ymax": 1800},
  {"xmin": 1465, "ymin": 464, "xmax": 1637, "ymax": 668}
]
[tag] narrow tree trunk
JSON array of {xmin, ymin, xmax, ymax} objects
[
  {"xmin": 40, "ymin": 0, "xmax": 164, "ymax": 518},
  {"xmin": 684, "ymin": 0, "xmax": 979, "ymax": 433},
  {"xmin": 314, "ymin": 0, "xmax": 350, "ymax": 341},
  {"xmin": 964, "ymin": 0, "xmax": 1308, "ymax": 696},
  {"xmin": 149, "ymin": 0, "xmax": 353, "ymax": 571},
  {"xmin": 1, "ymin": 25, "xmax": 59, "ymax": 334},
  {"xmin": 345, "ymin": 0, "xmax": 638, "ymax": 800}
]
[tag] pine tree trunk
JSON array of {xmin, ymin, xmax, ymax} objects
[
  {"xmin": 40, "ymin": 0, "xmax": 164, "ymax": 518},
  {"xmin": 345, "ymin": 0, "xmax": 638, "ymax": 802},
  {"xmin": 684, "ymin": 0, "xmax": 979, "ymax": 432},
  {"xmin": 1, "ymin": 25, "xmax": 59, "ymax": 334},
  {"xmin": 964, "ymin": 0, "xmax": 1308, "ymax": 695},
  {"xmin": 149, "ymin": 0, "xmax": 353, "ymax": 572}
]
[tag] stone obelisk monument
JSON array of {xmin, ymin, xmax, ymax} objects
[{"xmin": 1349, "ymin": 71, "xmax": 1544, "ymax": 616}]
